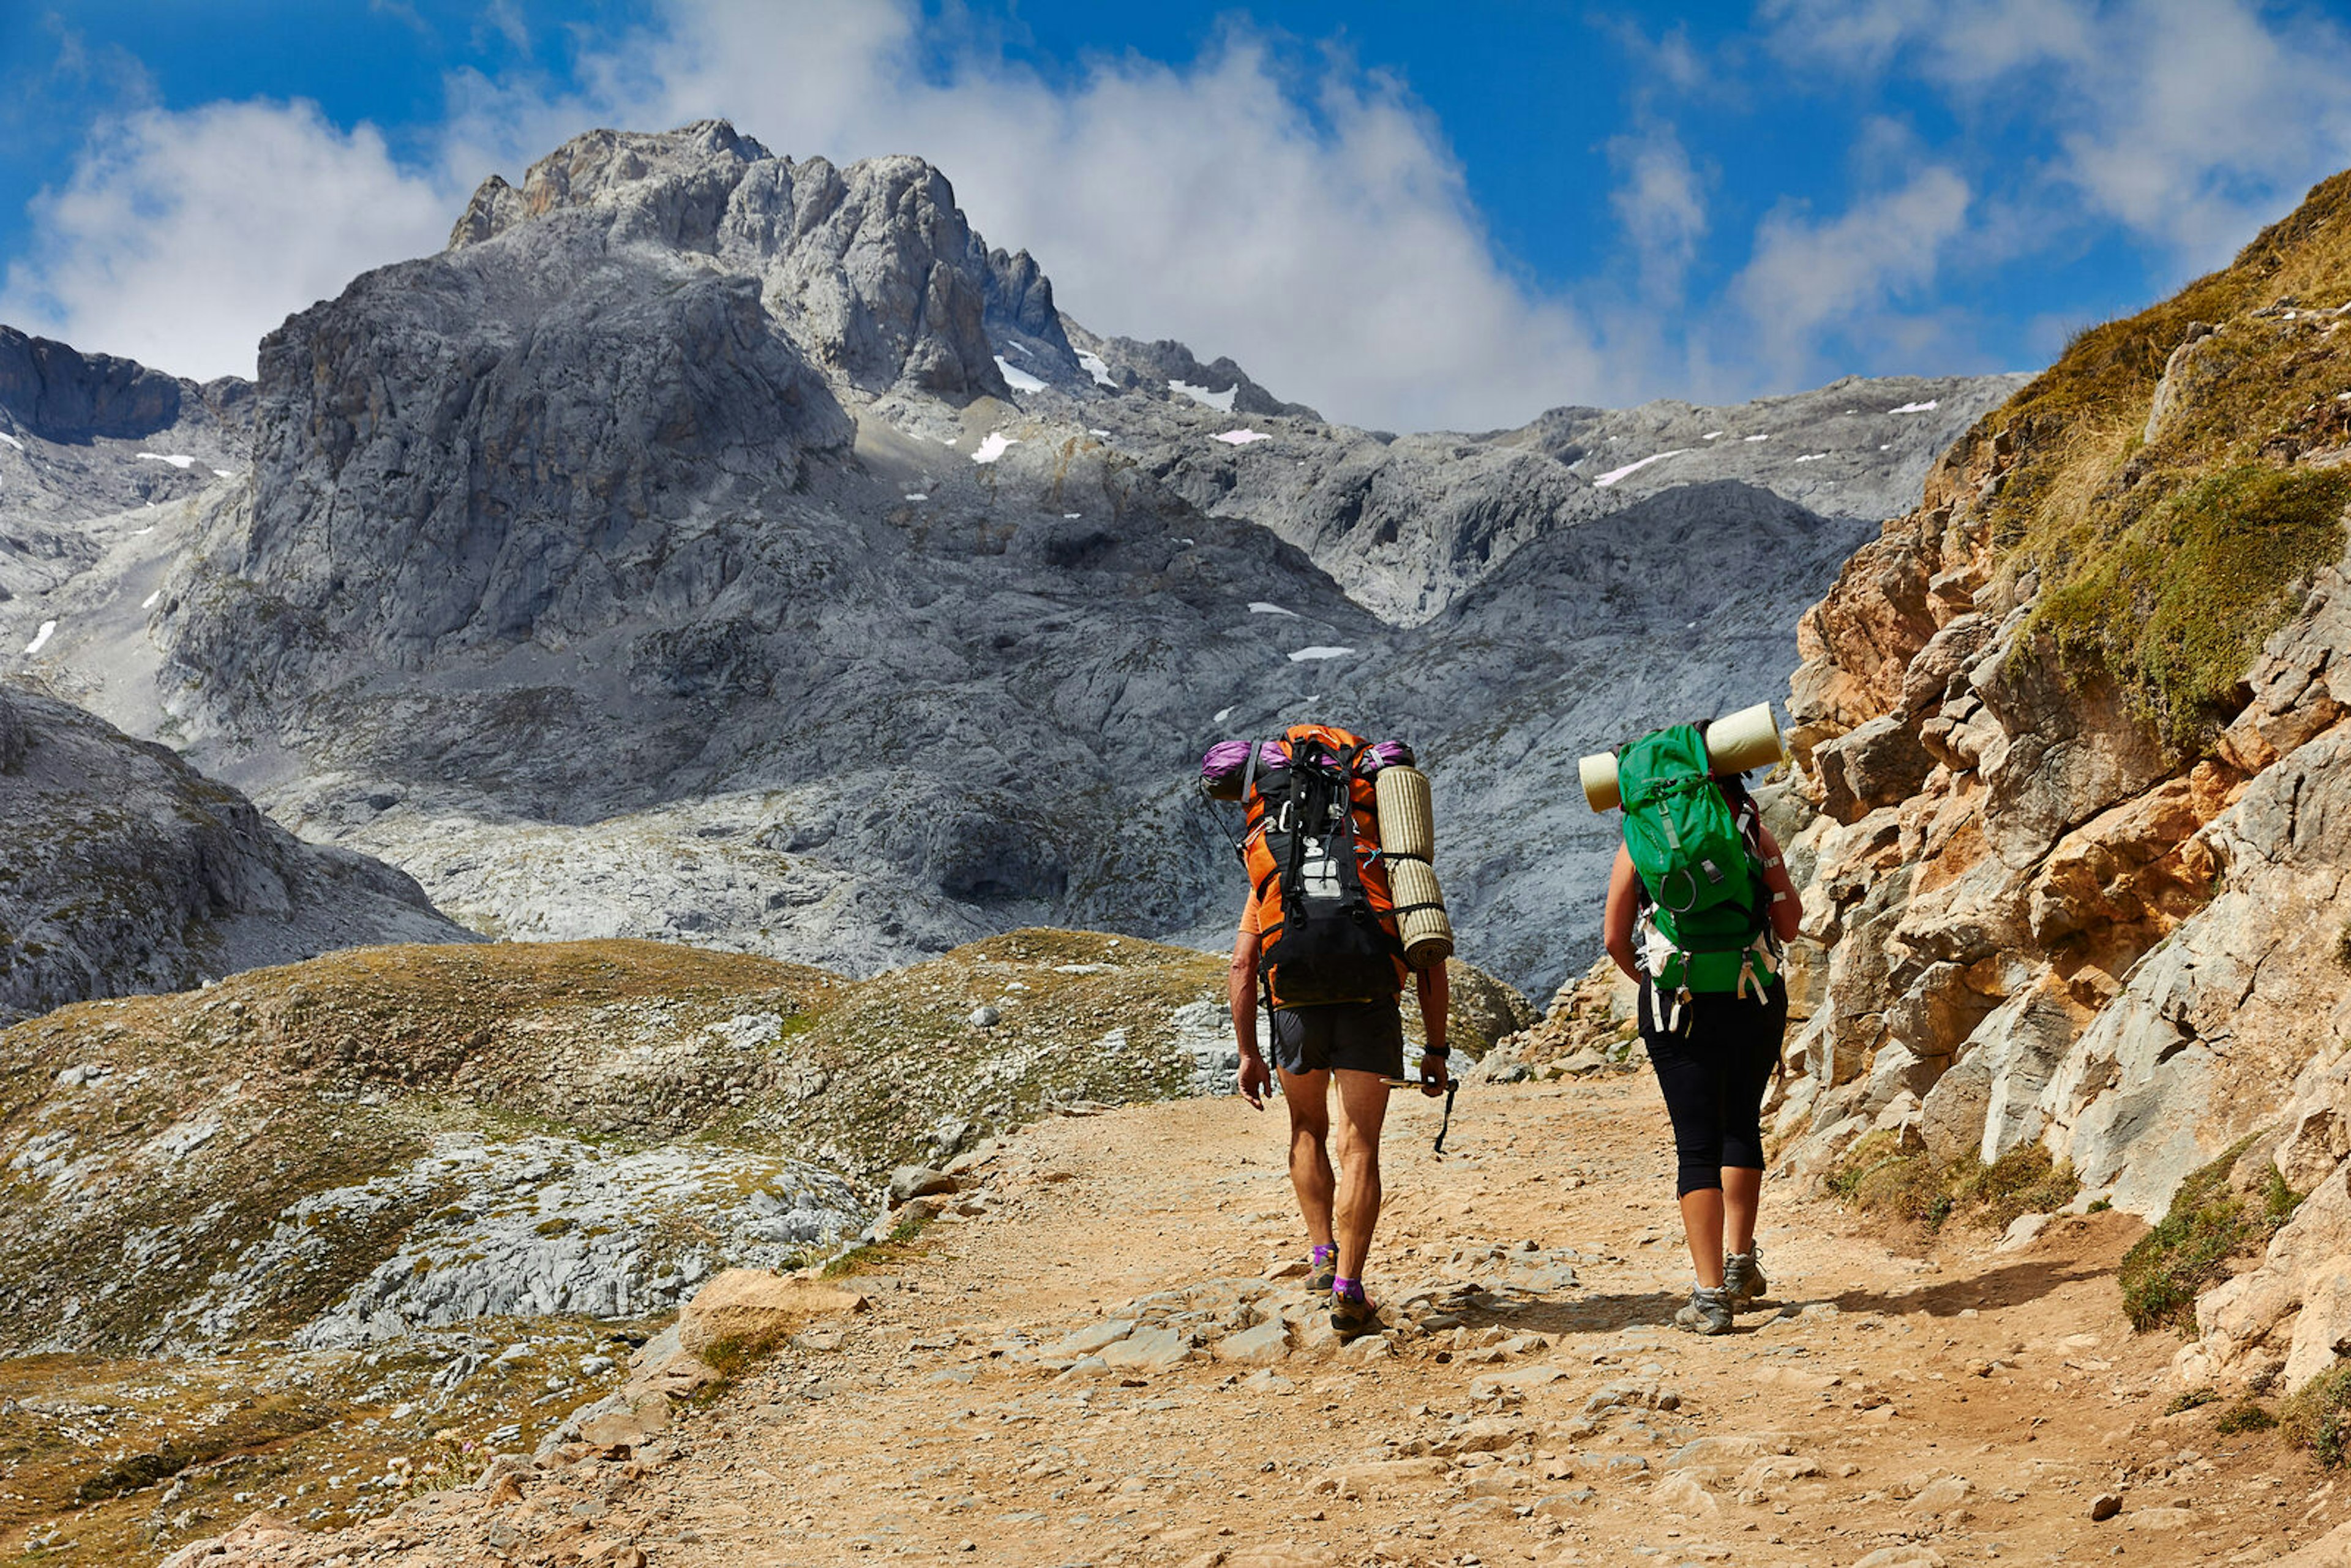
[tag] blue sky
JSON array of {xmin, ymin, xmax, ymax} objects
[{"xmin": 4, "ymin": 1, "xmax": 2350, "ymax": 430}]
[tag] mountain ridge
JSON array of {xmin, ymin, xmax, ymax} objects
[{"xmin": 5, "ymin": 121, "xmax": 2022, "ymax": 1000}]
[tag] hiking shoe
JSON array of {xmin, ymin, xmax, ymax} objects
[
  {"xmin": 1723, "ymin": 1248, "xmax": 1768, "ymax": 1306},
  {"xmin": 1305, "ymin": 1245, "xmax": 1337, "ymax": 1294},
  {"xmin": 1674, "ymin": 1285, "xmax": 1734, "ymax": 1336},
  {"xmin": 1331, "ymin": 1287, "xmax": 1384, "ymax": 1341}
]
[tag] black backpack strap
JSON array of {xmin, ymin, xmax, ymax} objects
[
  {"xmin": 1333, "ymin": 743, "xmax": 1408, "ymax": 953},
  {"xmin": 1330, "ymin": 743, "xmax": 1366, "ymax": 900},
  {"xmin": 1278, "ymin": 736, "xmax": 1313, "ymax": 913}
]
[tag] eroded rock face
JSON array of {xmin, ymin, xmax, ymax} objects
[
  {"xmin": 1763, "ymin": 198, "xmax": 2351, "ymax": 1394},
  {"xmin": 0, "ymin": 681, "xmax": 471, "ymax": 1024},
  {"xmin": 448, "ymin": 121, "xmax": 1054, "ymax": 401},
  {"xmin": 0, "ymin": 328, "xmax": 250, "ymax": 618}
]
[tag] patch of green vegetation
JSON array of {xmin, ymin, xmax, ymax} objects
[
  {"xmin": 1954, "ymin": 1144, "xmax": 2083, "ymax": 1233},
  {"xmin": 2118, "ymin": 1135, "xmax": 2299, "ymax": 1333},
  {"xmin": 1970, "ymin": 168, "xmax": 2351, "ymax": 751},
  {"xmin": 68, "ymin": 1390, "xmax": 340, "ymax": 1504},
  {"xmin": 2165, "ymin": 1387, "xmax": 2218, "ymax": 1416},
  {"xmin": 2285, "ymin": 1363, "xmax": 2351, "ymax": 1466},
  {"xmin": 2216, "ymin": 1398, "xmax": 2279, "ymax": 1436},
  {"xmin": 2267, "ymin": 1165, "xmax": 2308, "ymax": 1225},
  {"xmin": 1832, "ymin": 1147, "xmax": 1945, "ymax": 1226},
  {"xmin": 2033, "ymin": 465, "xmax": 2351, "ymax": 753},
  {"xmin": 820, "ymin": 1218, "xmax": 933, "ymax": 1280},
  {"xmin": 1827, "ymin": 1136, "xmax": 2079, "ymax": 1234},
  {"xmin": 698, "ymin": 1326, "xmax": 792, "ymax": 1380}
]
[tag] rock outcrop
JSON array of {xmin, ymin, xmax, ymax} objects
[
  {"xmin": 1765, "ymin": 166, "xmax": 2351, "ymax": 1395},
  {"xmin": 0, "ymin": 326, "xmax": 249, "ymax": 621},
  {"xmin": 0, "ymin": 680, "xmax": 468, "ymax": 1024}
]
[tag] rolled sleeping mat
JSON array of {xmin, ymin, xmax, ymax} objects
[
  {"xmin": 1578, "ymin": 751, "xmax": 1621, "ymax": 814},
  {"xmin": 1373, "ymin": 765, "xmax": 1435, "ymax": 861},
  {"xmin": 1387, "ymin": 855, "xmax": 1454, "ymax": 971},
  {"xmin": 1578, "ymin": 702, "xmax": 1788, "ymax": 812},
  {"xmin": 1704, "ymin": 702, "xmax": 1787, "ymax": 775}
]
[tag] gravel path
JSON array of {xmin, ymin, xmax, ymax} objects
[{"xmin": 176, "ymin": 1075, "xmax": 2344, "ymax": 1567}]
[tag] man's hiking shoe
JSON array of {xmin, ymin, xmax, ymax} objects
[
  {"xmin": 1330, "ymin": 1287, "xmax": 1383, "ymax": 1341},
  {"xmin": 1305, "ymin": 1245, "xmax": 1337, "ymax": 1294},
  {"xmin": 1723, "ymin": 1248, "xmax": 1767, "ymax": 1306},
  {"xmin": 1674, "ymin": 1284, "xmax": 1734, "ymax": 1335}
]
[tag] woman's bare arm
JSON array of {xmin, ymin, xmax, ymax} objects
[
  {"xmin": 1602, "ymin": 845, "xmax": 1643, "ymax": 981},
  {"xmin": 1756, "ymin": 823, "xmax": 1802, "ymax": 942}
]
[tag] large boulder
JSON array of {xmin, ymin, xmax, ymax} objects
[{"xmin": 673, "ymin": 1269, "xmax": 870, "ymax": 1357}]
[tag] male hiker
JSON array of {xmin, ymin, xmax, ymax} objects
[{"xmin": 1231, "ymin": 905, "xmax": 1449, "ymax": 1338}]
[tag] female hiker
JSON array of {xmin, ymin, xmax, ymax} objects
[{"xmin": 1601, "ymin": 733, "xmax": 1803, "ymax": 1335}]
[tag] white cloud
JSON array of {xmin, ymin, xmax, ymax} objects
[
  {"xmin": 0, "ymin": 98, "xmax": 454, "ymax": 380},
  {"xmin": 1764, "ymin": 0, "xmax": 2351, "ymax": 261},
  {"xmin": 27, "ymin": 0, "xmax": 2342, "ymax": 427},
  {"xmin": 1608, "ymin": 119, "xmax": 1708, "ymax": 301},
  {"xmin": 1729, "ymin": 165, "xmax": 1973, "ymax": 384},
  {"xmin": 3, "ymin": 1, "xmax": 1621, "ymax": 429}
]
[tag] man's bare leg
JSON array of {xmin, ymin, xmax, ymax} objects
[
  {"xmin": 1329, "ymin": 1068, "xmax": 1392, "ymax": 1282},
  {"xmin": 1278, "ymin": 1066, "xmax": 1335, "ymax": 1251}
]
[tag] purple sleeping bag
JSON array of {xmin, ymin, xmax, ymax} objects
[{"xmin": 1199, "ymin": 737, "xmax": 1415, "ymax": 799}]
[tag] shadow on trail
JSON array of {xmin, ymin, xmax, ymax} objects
[
  {"xmin": 1789, "ymin": 1257, "xmax": 2113, "ymax": 1321},
  {"xmin": 1439, "ymin": 1258, "xmax": 2110, "ymax": 1341}
]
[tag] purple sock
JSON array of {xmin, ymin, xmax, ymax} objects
[
  {"xmin": 1332, "ymin": 1275, "xmax": 1365, "ymax": 1302},
  {"xmin": 1311, "ymin": 1244, "xmax": 1336, "ymax": 1267}
]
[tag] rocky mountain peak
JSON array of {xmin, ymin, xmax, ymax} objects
[
  {"xmin": 446, "ymin": 119, "xmax": 1078, "ymax": 404},
  {"xmin": 447, "ymin": 119, "xmax": 773, "ymax": 252}
]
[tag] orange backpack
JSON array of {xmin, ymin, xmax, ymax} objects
[{"xmin": 1240, "ymin": 724, "xmax": 1409, "ymax": 1009}]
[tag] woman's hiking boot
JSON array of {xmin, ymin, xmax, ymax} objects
[
  {"xmin": 1330, "ymin": 1280, "xmax": 1382, "ymax": 1341},
  {"xmin": 1674, "ymin": 1283, "xmax": 1734, "ymax": 1335},
  {"xmin": 1305, "ymin": 1244, "xmax": 1337, "ymax": 1294},
  {"xmin": 1723, "ymin": 1247, "xmax": 1767, "ymax": 1306}
]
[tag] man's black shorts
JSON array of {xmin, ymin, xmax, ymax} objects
[{"xmin": 1270, "ymin": 998, "xmax": 1406, "ymax": 1078}]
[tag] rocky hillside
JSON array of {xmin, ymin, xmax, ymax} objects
[
  {"xmin": 5, "ymin": 121, "xmax": 2018, "ymax": 1002},
  {"xmin": 0, "ymin": 680, "xmax": 469, "ymax": 1024},
  {"xmin": 1, "ymin": 923, "xmax": 1441, "ymax": 1356},
  {"xmin": 1766, "ymin": 167, "xmax": 2351, "ymax": 1400},
  {"xmin": 0, "ymin": 327, "xmax": 248, "ymax": 618}
]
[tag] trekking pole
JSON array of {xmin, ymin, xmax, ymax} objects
[{"xmin": 1379, "ymin": 1075, "xmax": 1463, "ymax": 1153}]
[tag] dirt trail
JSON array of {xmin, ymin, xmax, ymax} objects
[{"xmin": 186, "ymin": 1076, "xmax": 2344, "ymax": 1568}]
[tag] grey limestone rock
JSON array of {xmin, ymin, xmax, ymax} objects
[
  {"xmin": 0, "ymin": 680, "xmax": 473, "ymax": 1024},
  {"xmin": 17, "ymin": 121, "xmax": 2021, "ymax": 1002},
  {"xmin": 0, "ymin": 326, "xmax": 250, "ymax": 619}
]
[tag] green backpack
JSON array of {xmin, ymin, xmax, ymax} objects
[{"xmin": 1616, "ymin": 724, "xmax": 1772, "ymax": 999}]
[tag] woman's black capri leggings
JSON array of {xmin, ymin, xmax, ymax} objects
[{"xmin": 1640, "ymin": 980, "xmax": 1790, "ymax": 1196}]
